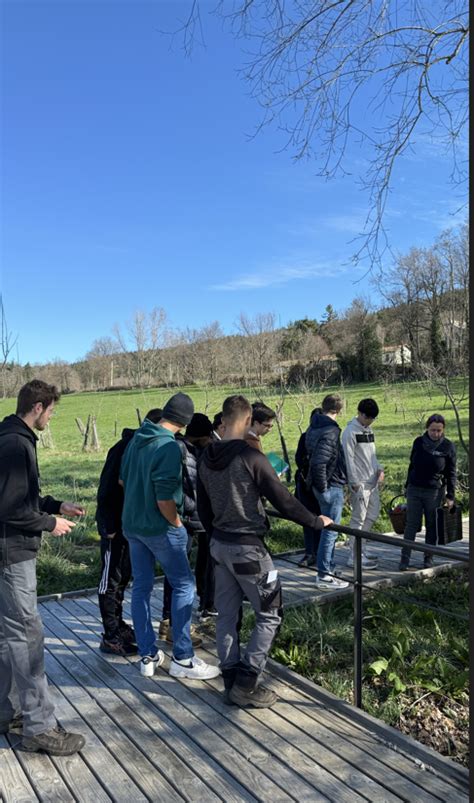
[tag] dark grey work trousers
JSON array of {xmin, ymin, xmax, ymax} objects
[
  {"xmin": 401, "ymin": 485, "xmax": 444, "ymax": 563},
  {"xmin": 210, "ymin": 538, "xmax": 282, "ymax": 685},
  {"xmin": 0, "ymin": 558, "xmax": 56, "ymax": 736}
]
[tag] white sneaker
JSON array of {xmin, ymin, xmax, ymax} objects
[
  {"xmin": 169, "ymin": 655, "xmax": 220, "ymax": 680},
  {"xmin": 316, "ymin": 575, "xmax": 350, "ymax": 591},
  {"xmin": 140, "ymin": 650, "xmax": 165, "ymax": 677},
  {"xmin": 346, "ymin": 556, "xmax": 378, "ymax": 569}
]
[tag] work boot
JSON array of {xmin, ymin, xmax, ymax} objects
[
  {"xmin": 222, "ymin": 667, "xmax": 237, "ymax": 706},
  {"xmin": 229, "ymin": 683, "xmax": 277, "ymax": 709},
  {"xmin": 160, "ymin": 619, "xmax": 203, "ymax": 648},
  {"xmin": 0, "ymin": 715, "xmax": 23, "ymax": 735},
  {"xmin": 398, "ymin": 560, "xmax": 410, "ymax": 572},
  {"xmin": 22, "ymin": 725, "xmax": 85, "ymax": 756}
]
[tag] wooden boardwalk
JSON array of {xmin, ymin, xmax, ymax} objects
[
  {"xmin": 273, "ymin": 520, "xmax": 470, "ymax": 606},
  {"xmin": 1, "ymin": 524, "xmax": 469, "ymax": 803}
]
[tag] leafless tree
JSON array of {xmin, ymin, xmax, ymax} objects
[
  {"xmin": 0, "ymin": 295, "xmax": 19, "ymax": 398},
  {"xmin": 236, "ymin": 311, "xmax": 279, "ymax": 385},
  {"xmin": 114, "ymin": 307, "xmax": 167, "ymax": 387},
  {"xmin": 177, "ymin": 1, "xmax": 468, "ymax": 264}
]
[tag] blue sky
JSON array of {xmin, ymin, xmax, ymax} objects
[{"xmin": 1, "ymin": 1, "xmax": 467, "ymax": 365}]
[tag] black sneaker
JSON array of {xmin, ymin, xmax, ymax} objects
[
  {"xmin": 398, "ymin": 561, "xmax": 410, "ymax": 572},
  {"xmin": 119, "ymin": 622, "xmax": 136, "ymax": 644},
  {"xmin": 22, "ymin": 725, "xmax": 85, "ymax": 756},
  {"xmin": 229, "ymin": 684, "xmax": 277, "ymax": 708},
  {"xmin": 198, "ymin": 608, "xmax": 218, "ymax": 622},
  {"xmin": 100, "ymin": 635, "xmax": 138, "ymax": 656},
  {"xmin": 424, "ymin": 556, "xmax": 434, "ymax": 569}
]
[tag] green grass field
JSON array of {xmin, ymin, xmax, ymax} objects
[{"xmin": 0, "ymin": 379, "xmax": 468, "ymax": 595}]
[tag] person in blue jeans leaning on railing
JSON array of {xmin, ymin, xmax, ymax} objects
[
  {"xmin": 305, "ymin": 394, "xmax": 349, "ymax": 591},
  {"xmin": 120, "ymin": 391, "xmax": 219, "ymax": 681}
]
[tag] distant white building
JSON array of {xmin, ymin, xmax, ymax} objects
[{"xmin": 381, "ymin": 345, "xmax": 412, "ymax": 366}]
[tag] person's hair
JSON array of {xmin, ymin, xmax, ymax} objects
[
  {"xmin": 251, "ymin": 401, "xmax": 276, "ymax": 425},
  {"xmin": 145, "ymin": 408, "xmax": 163, "ymax": 423},
  {"xmin": 222, "ymin": 395, "xmax": 252, "ymax": 423},
  {"xmin": 426, "ymin": 414, "xmax": 445, "ymax": 429},
  {"xmin": 358, "ymin": 398, "xmax": 379, "ymax": 419},
  {"xmin": 212, "ymin": 412, "xmax": 223, "ymax": 428},
  {"xmin": 16, "ymin": 380, "xmax": 61, "ymax": 417},
  {"xmin": 321, "ymin": 394, "xmax": 343, "ymax": 414}
]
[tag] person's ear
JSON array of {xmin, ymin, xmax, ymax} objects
[{"xmin": 244, "ymin": 413, "xmax": 252, "ymax": 427}]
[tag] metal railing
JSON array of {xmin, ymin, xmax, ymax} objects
[{"xmin": 267, "ymin": 510, "xmax": 469, "ymax": 709}]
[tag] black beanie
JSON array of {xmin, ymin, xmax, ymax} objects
[
  {"xmin": 185, "ymin": 413, "xmax": 213, "ymax": 438},
  {"xmin": 162, "ymin": 393, "xmax": 194, "ymax": 426}
]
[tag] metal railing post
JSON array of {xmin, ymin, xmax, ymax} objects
[{"xmin": 354, "ymin": 533, "xmax": 363, "ymax": 709}]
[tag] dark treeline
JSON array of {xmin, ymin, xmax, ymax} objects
[{"xmin": 1, "ymin": 224, "xmax": 468, "ymax": 397}]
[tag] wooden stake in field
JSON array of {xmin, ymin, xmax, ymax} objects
[
  {"xmin": 38, "ymin": 424, "xmax": 54, "ymax": 449},
  {"xmin": 82, "ymin": 414, "xmax": 100, "ymax": 451}
]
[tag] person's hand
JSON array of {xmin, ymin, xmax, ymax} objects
[
  {"xmin": 60, "ymin": 502, "xmax": 85, "ymax": 517},
  {"xmin": 317, "ymin": 515, "xmax": 333, "ymax": 529},
  {"xmin": 446, "ymin": 499, "xmax": 455, "ymax": 509},
  {"xmin": 105, "ymin": 532, "xmax": 116, "ymax": 540},
  {"xmin": 377, "ymin": 470, "xmax": 385, "ymax": 485},
  {"xmin": 51, "ymin": 517, "xmax": 76, "ymax": 536}
]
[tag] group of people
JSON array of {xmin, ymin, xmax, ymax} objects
[
  {"xmin": 295, "ymin": 393, "xmax": 457, "ymax": 581},
  {"xmin": 0, "ymin": 379, "xmax": 457, "ymax": 758}
]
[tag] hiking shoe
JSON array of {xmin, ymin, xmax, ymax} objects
[
  {"xmin": 316, "ymin": 575, "xmax": 350, "ymax": 591},
  {"xmin": 169, "ymin": 655, "xmax": 220, "ymax": 680},
  {"xmin": 118, "ymin": 622, "xmax": 136, "ymax": 644},
  {"xmin": 222, "ymin": 689, "xmax": 236, "ymax": 706},
  {"xmin": 424, "ymin": 556, "xmax": 434, "ymax": 569},
  {"xmin": 229, "ymin": 684, "xmax": 277, "ymax": 709},
  {"xmin": 158, "ymin": 618, "xmax": 170, "ymax": 639},
  {"xmin": 398, "ymin": 561, "xmax": 410, "ymax": 572},
  {"xmin": 346, "ymin": 556, "xmax": 378, "ymax": 570},
  {"xmin": 140, "ymin": 650, "xmax": 165, "ymax": 677},
  {"xmin": 162, "ymin": 623, "xmax": 203, "ymax": 648},
  {"xmin": 100, "ymin": 635, "xmax": 138, "ymax": 656},
  {"xmin": 0, "ymin": 715, "xmax": 23, "ymax": 735},
  {"xmin": 22, "ymin": 725, "xmax": 85, "ymax": 756}
]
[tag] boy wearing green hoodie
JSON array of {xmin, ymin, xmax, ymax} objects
[{"xmin": 120, "ymin": 392, "xmax": 219, "ymax": 681}]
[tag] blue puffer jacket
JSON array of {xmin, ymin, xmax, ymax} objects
[{"xmin": 305, "ymin": 413, "xmax": 346, "ymax": 493}]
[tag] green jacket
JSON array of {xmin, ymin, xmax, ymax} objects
[{"xmin": 120, "ymin": 420, "xmax": 184, "ymax": 536}]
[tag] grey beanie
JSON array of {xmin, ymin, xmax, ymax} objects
[{"xmin": 162, "ymin": 393, "xmax": 194, "ymax": 426}]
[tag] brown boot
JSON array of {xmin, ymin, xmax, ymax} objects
[{"xmin": 22, "ymin": 725, "xmax": 85, "ymax": 756}]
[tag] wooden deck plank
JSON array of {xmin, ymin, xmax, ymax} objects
[
  {"xmin": 45, "ymin": 598, "xmax": 296, "ymax": 803},
  {"xmin": 42, "ymin": 653, "xmax": 148, "ymax": 802},
  {"xmin": 0, "ymin": 735, "xmax": 39, "ymax": 803},
  {"xmin": 142, "ymin": 597, "xmax": 457, "ymax": 803},
  {"xmin": 41, "ymin": 606, "xmax": 219, "ymax": 803},
  {"xmin": 77, "ymin": 600, "xmax": 460, "ymax": 801},
  {"xmin": 59, "ymin": 597, "xmax": 340, "ymax": 803},
  {"xmin": 42, "ymin": 602, "xmax": 259, "ymax": 803},
  {"xmin": 6, "ymin": 747, "xmax": 75, "ymax": 803}
]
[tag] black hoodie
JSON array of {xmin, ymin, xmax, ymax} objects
[
  {"xmin": 0, "ymin": 414, "xmax": 62, "ymax": 566},
  {"xmin": 96, "ymin": 428, "xmax": 135, "ymax": 536},
  {"xmin": 197, "ymin": 439, "xmax": 322, "ymax": 545}
]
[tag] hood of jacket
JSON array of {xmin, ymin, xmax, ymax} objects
[
  {"xmin": 132, "ymin": 419, "xmax": 177, "ymax": 450},
  {"xmin": 309, "ymin": 412, "xmax": 340, "ymax": 432},
  {"xmin": 0, "ymin": 414, "xmax": 37, "ymax": 444},
  {"xmin": 345, "ymin": 416, "xmax": 373, "ymax": 436},
  {"xmin": 202, "ymin": 439, "xmax": 249, "ymax": 471},
  {"xmin": 120, "ymin": 427, "xmax": 136, "ymax": 443}
]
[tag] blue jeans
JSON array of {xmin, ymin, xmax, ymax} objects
[
  {"xmin": 124, "ymin": 526, "xmax": 195, "ymax": 661},
  {"xmin": 313, "ymin": 486, "xmax": 344, "ymax": 578}
]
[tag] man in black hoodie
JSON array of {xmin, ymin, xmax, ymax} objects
[
  {"xmin": 0, "ymin": 380, "xmax": 85, "ymax": 756},
  {"xmin": 96, "ymin": 408, "xmax": 162, "ymax": 656},
  {"xmin": 197, "ymin": 394, "xmax": 332, "ymax": 708}
]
